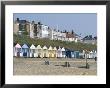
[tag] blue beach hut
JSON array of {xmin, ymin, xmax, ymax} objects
[
  {"xmin": 71, "ymin": 50, "xmax": 75, "ymax": 58},
  {"xmin": 66, "ymin": 49, "xmax": 72, "ymax": 58},
  {"xmin": 74, "ymin": 51, "xmax": 80, "ymax": 58},
  {"xmin": 22, "ymin": 44, "xmax": 29, "ymax": 57}
]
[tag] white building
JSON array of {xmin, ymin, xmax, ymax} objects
[
  {"xmin": 30, "ymin": 23, "xmax": 35, "ymax": 38},
  {"xmin": 37, "ymin": 24, "xmax": 49, "ymax": 38}
]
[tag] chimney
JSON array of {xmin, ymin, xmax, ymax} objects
[{"xmin": 17, "ymin": 18, "xmax": 19, "ymax": 21}]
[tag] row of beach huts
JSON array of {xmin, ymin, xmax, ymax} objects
[{"xmin": 13, "ymin": 43, "xmax": 97, "ymax": 59}]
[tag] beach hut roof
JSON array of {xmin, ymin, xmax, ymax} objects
[
  {"xmin": 58, "ymin": 46, "xmax": 61, "ymax": 51},
  {"xmin": 43, "ymin": 45, "xmax": 47, "ymax": 50},
  {"xmin": 22, "ymin": 44, "xmax": 29, "ymax": 48},
  {"xmin": 30, "ymin": 44, "xmax": 36, "ymax": 49},
  {"xmin": 53, "ymin": 47, "xmax": 57, "ymax": 50},
  {"xmin": 36, "ymin": 45, "xmax": 42, "ymax": 49},
  {"xmin": 15, "ymin": 43, "xmax": 21, "ymax": 48},
  {"xmin": 61, "ymin": 47, "xmax": 65, "ymax": 51},
  {"xmin": 90, "ymin": 51, "xmax": 93, "ymax": 53},
  {"xmin": 48, "ymin": 46, "xmax": 53, "ymax": 50}
]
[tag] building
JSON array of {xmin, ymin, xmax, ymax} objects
[
  {"xmin": 65, "ymin": 32, "xmax": 78, "ymax": 42},
  {"xmin": 14, "ymin": 18, "xmax": 30, "ymax": 35},
  {"xmin": 82, "ymin": 35, "xmax": 97, "ymax": 44}
]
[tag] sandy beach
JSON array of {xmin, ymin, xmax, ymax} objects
[{"xmin": 13, "ymin": 57, "xmax": 97, "ymax": 75}]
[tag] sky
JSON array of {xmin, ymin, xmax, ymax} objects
[{"xmin": 14, "ymin": 13, "xmax": 97, "ymax": 37}]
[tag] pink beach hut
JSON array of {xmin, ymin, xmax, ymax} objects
[{"xmin": 14, "ymin": 43, "xmax": 22, "ymax": 57}]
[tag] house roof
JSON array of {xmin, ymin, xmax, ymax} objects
[
  {"xmin": 30, "ymin": 44, "xmax": 36, "ymax": 49},
  {"xmin": 66, "ymin": 33, "xmax": 75, "ymax": 38},
  {"xmin": 15, "ymin": 43, "xmax": 21, "ymax": 48},
  {"xmin": 22, "ymin": 44, "xmax": 29, "ymax": 48}
]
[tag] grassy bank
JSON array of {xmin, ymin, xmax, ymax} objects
[{"xmin": 13, "ymin": 34, "xmax": 97, "ymax": 51}]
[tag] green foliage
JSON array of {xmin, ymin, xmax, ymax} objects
[{"xmin": 13, "ymin": 34, "xmax": 97, "ymax": 51}]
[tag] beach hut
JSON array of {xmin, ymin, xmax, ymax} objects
[
  {"xmin": 66, "ymin": 49, "xmax": 71, "ymax": 58},
  {"xmin": 61, "ymin": 47, "xmax": 66, "ymax": 58},
  {"xmin": 74, "ymin": 51, "xmax": 80, "ymax": 58},
  {"xmin": 57, "ymin": 47, "xmax": 62, "ymax": 58},
  {"xmin": 53, "ymin": 47, "xmax": 57, "ymax": 58},
  {"xmin": 22, "ymin": 44, "xmax": 29, "ymax": 57},
  {"xmin": 42, "ymin": 45, "xmax": 48, "ymax": 58},
  {"xmin": 48, "ymin": 46, "xmax": 53, "ymax": 58},
  {"xmin": 14, "ymin": 43, "xmax": 22, "ymax": 57},
  {"xmin": 71, "ymin": 50, "xmax": 75, "ymax": 58},
  {"xmin": 36, "ymin": 45, "xmax": 42, "ymax": 58},
  {"xmin": 30, "ymin": 44, "xmax": 36, "ymax": 57},
  {"xmin": 89, "ymin": 51, "xmax": 93, "ymax": 59}
]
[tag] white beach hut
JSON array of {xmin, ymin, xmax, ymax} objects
[
  {"xmin": 36, "ymin": 45, "xmax": 42, "ymax": 58},
  {"xmin": 89, "ymin": 51, "xmax": 93, "ymax": 59},
  {"xmin": 61, "ymin": 47, "xmax": 66, "ymax": 58},
  {"xmin": 42, "ymin": 45, "xmax": 48, "ymax": 58},
  {"xmin": 57, "ymin": 46, "xmax": 62, "ymax": 58},
  {"xmin": 30, "ymin": 44, "xmax": 36, "ymax": 57},
  {"xmin": 14, "ymin": 43, "xmax": 22, "ymax": 57}
]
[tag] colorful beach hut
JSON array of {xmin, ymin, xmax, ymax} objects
[
  {"xmin": 65, "ymin": 49, "xmax": 71, "ymax": 58},
  {"xmin": 71, "ymin": 50, "xmax": 75, "ymax": 58},
  {"xmin": 61, "ymin": 47, "xmax": 66, "ymax": 58},
  {"xmin": 48, "ymin": 46, "xmax": 53, "ymax": 58},
  {"xmin": 36, "ymin": 45, "xmax": 42, "ymax": 58},
  {"xmin": 22, "ymin": 44, "xmax": 29, "ymax": 57},
  {"xmin": 30, "ymin": 44, "xmax": 36, "ymax": 57},
  {"xmin": 53, "ymin": 47, "xmax": 57, "ymax": 58},
  {"xmin": 42, "ymin": 45, "xmax": 48, "ymax": 58},
  {"xmin": 14, "ymin": 43, "xmax": 22, "ymax": 57},
  {"xmin": 74, "ymin": 51, "xmax": 80, "ymax": 58},
  {"xmin": 57, "ymin": 47, "xmax": 62, "ymax": 58}
]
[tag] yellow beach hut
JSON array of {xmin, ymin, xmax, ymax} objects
[
  {"xmin": 53, "ymin": 47, "xmax": 57, "ymax": 58},
  {"xmin": 48, "ymin": 46, "xmax": 53, "ymax": 58},
  {"xmin": 36, "ymin": 45, "xmax": 42, "ymax": 58},
  {"xmin": 42, "ymin": 45, "xmax": 48, "ymax": 58},
  {"xmin": 30, "ymin": 44, "xmax": 36, "ymax": 58}
]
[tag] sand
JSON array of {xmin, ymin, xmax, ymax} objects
[{"xmin": 13, "ymin": 57, "xmax": 97, "ymax": 75}]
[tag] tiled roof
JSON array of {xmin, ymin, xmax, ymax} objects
[{"xmin": 66, "ymin": 33, "xmax": 75, "ymax": 38}]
